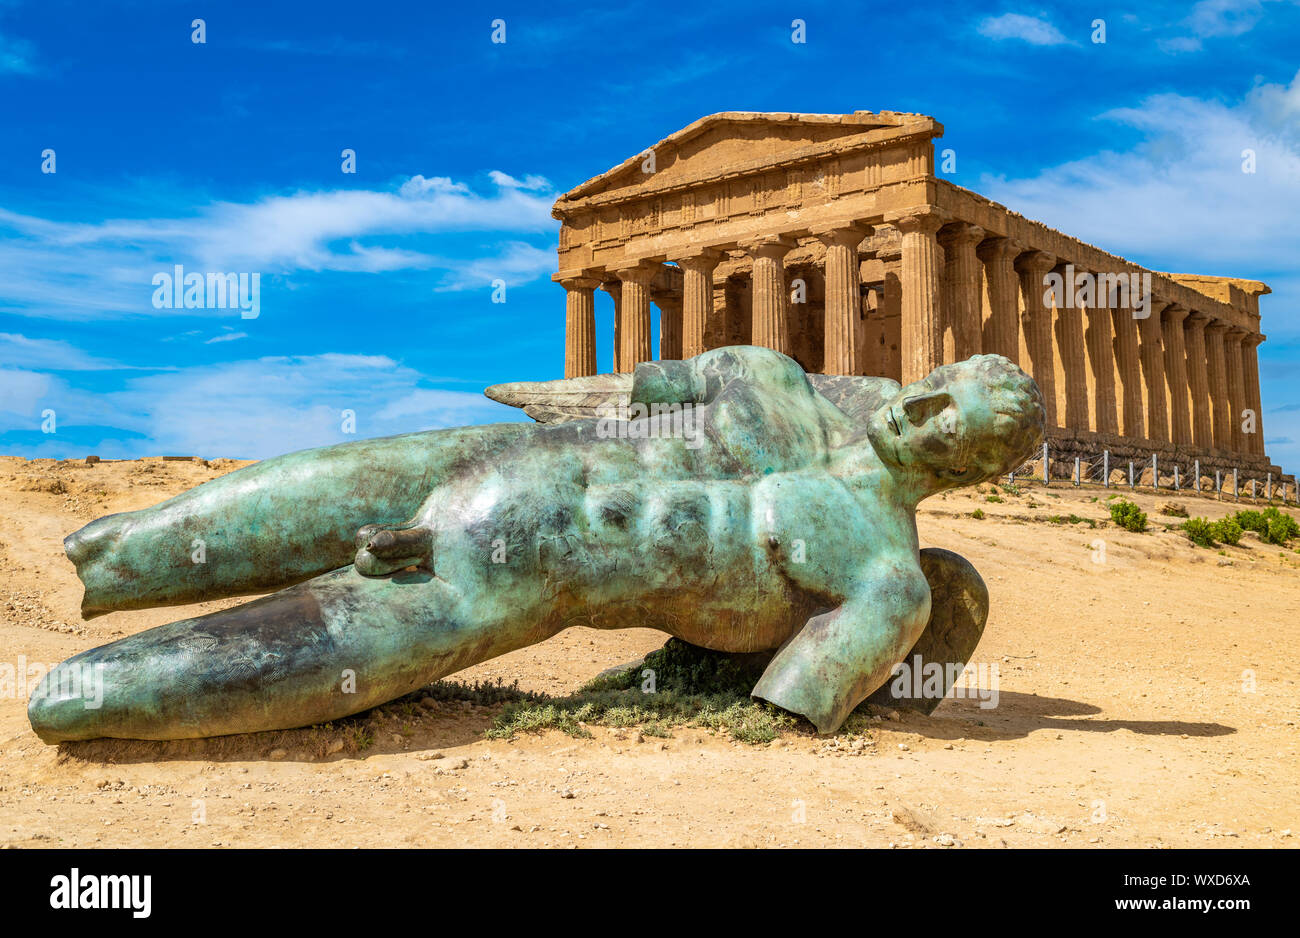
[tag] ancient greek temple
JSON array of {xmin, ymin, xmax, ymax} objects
[{"xmin": 549, "ymin": 111, "xmax": 1286, "ymax": 481}]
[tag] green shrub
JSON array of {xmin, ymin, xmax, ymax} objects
[
  {"xmin": 970, "ymin": 508, "xmax": 985, "ymax": 520},
  {"xmin": 1262, "ymin": 507, "xmax": 1300, "ymax": 545},
  {"xmin": 1211, "ymin": 517, "xmax": 1243, "ymax": 546},
  {"xmin": 1108, "ymin": 499, "xmax": 1147, "ymax": 532},
  {"xmin": 985, "ymin": 494, "xmax": 1003, "ymax": 503},
  {"xmin": 1231, "ymin": 507, "xmax": 1299, "ymax": 545},
  {"xmin": 1234, "ymin": 509, "xmax": 1265, "ymax": 533},
  {"xmin": 1182, "ymin": 517, "xmax": 1217, "ymax": 548}
]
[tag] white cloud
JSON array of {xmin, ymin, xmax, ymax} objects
[
  {"xmin": 488, "ymin": 171, "xmax": 552, "ymax": 191},
  {"xmin": 0, "ymin": 31, "xmax": 35, "ymax": 74},
  {"xmin": 976, "ymin": 13, "xmax": 1072, "ymax": 46},
  {"xmin": 1187, "ymin": 0, "xmax": 1268, "ymax": 37},
  {"xmin": 978, "ymin": 71, "xmax": 1300, "ymax": 276},
  {"xmin": 204, "ymin": 331, "xmax": 248, "ymax": 345},
  {"xmin": 0, "ymin": 172, "xmax": 559, "ymax": 320},
  {"xmin": 434, "ymin": 241, "xmax": 556, "ymax": 291},
  {"xmin": 1160, "ymin": 0, "xmax": 1287, "ymax": 53},
  {"xmin": 0, "ymin": 354, "xmax": 521, "ymax": 459},
  {"xmin": 0, "ymin": 333, "xmax": 123, "ymax": 370}
]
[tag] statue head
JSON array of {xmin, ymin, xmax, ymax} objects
[{"xmin": 866, "ymin": 354, "xmax": 1045, "ymax": 492}]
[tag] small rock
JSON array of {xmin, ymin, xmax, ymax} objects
[
  {"xmin": 324, "ymin": 739, "xmax": 344, "ymax": 755},
  {"xmin": 268, "ymin": 748, "xmax": 287, "ymax": 760},
  {"xmin": 559, "ymin": 788, "xmax": 575, "ymax": 799},
  {"xmin": 416, "ymin": 751, "xmax": 444, "ymax": 761}
]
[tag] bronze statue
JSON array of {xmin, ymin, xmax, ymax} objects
[{"xmin": 29, "ymin": 346, "xmax": 1043, "ymax": 741}]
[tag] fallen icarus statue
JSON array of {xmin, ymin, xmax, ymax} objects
[{"xmin": 29, "ymin": 346, "xmax": 1043, "ymax": 742}]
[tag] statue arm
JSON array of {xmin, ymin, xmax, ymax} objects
[
  {"xmin": 750, "ymin": 557, "xmax": 931, "ymax": 733},
  {"xmin": 630, "ymin": 346, "xmax": 816, "ymax": 409}
]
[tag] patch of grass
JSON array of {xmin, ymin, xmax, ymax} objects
[
  {"xmin": 1046, "ymin": 514, "xmax": 1095, "ymax": 528},
  {"xmin": 347, "ymin": 726, "xmax": 374, "ymax": 752},
  {"xmin": 999, "ymin": 483, "xmax": 1022, "ymax": 496},
  {"xmin": 421, "ymin": 640, "xmax": 808, "ymax": 745},
  {"xmin": 1108, "ymin": 499, "xmax": 1148, "ymax": 533},
  {"xmin": 970, "ymin": 508, "xmax": 985, "ymax": 520},
  {"xmin": 985, "ymin": 494, "xmax": 1004, "ymax": 504}
]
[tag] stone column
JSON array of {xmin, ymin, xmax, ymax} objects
[
  {"xmin": 814, "ymin": 225, "xmax": 869, "ymax": 375},
  {"xmin": 1052, "ymin": 263, "xmax": 1090, "ymax": 433},
  {"xmin": 1161, "ymin": 305, "xmax": 1192, "ymax": 446},
  {"xmin": 741, "ymin": 237, "xmax": 796, "ymax": 355},
  {"xmin": 653, "ymin": 291, "xmax": 683, "ymax": 360},
  {"xmin": 1138, "ymin": 301, "xmax": 1169, "ymax": 442},
  {"xmin": 1015, "ymin": 250, "xmax": 1056, "ymax": 428},
  {"xmin": 614, "ymin": 263, "xmax": 655, "ymax": 372},
  {"xmin": 1184, "ymin": 312, "xmax": 1214, "ymax": 450},
  {"xmin": 938, "ymin": 223, "xmax": 985, "ymax": 364},
  {"xmin": 976, "ymin": 237, "xmax": 1023, "ymax": 364},
  {"xmin": 673, "ymin": 250, "xmax": 722, "ymax": 360},
  {"xmin": 1225, "ymin": 328, "xmax": 1249, "ymax": 454},
  {"xmin": 600, "ymin": 280, "xmax": 623, "ymax": 372},
  {"xmin": 1241, "ymin": 333, "xmax": 1265, "ymax": 455},
  {"xmin": 1111, "ymin": 304, "xmax": 1144, "ymax": 440},
  {"xmin": 1205, "ymin": 320, "xmax": 1231, "ymax": 452},
  {"xmin": 561, "ymin": 276, "xmax": 600, "ymax": 378},
  {"xmin": 896, "ymin": 211, "xmax": 945, "ymax": 384},
  {"xmin": 1084, "ymin": 295, "xmax": 1118, "ymax": 435}
]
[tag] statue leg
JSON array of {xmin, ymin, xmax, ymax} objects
[
  {"xmin": 65, "ymin": 423, "xmax": 529, "ymax": 618},
  {"xmin": 28, "ymin": 565, "xmax": 555, "ymax": 742}
]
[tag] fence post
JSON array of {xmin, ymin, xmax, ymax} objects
[
  {"xmin": 1234, "ymin": 467, "xmax": 1239, "ymax": 502},
  {"xmin": 1194, "ymin": 459, "xmax": 1200, "ymax": 493},
  {"xmin": 1215, "ymin": 469, "xmax": 1221, "ymax": 500},
  {"xmin": 1042, "ymin": 442, "xmax": 1049, "ymax": 485},
  {"xmin": 1103, "ymin": 450, "xmax": 1110, "ymax": 489},
  {"xmin": 1174, "ymin": 465, "xmax": 1180, "ymax": 491},
  {"xmin": 1074, "ymin": 456, "xmax": 1080, "ymax": 487},
  {"xmin": 1266, "ymin": 472, "xmax": 1272, "ymax": 501},
  {"xmin": 1152, "ymin": 453, "xmax": 1158, "ymax": 490}
]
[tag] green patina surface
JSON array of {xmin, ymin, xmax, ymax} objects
[{"xmin": 30, "ymin": 346, "xmax": 1043, "ymax": 743}]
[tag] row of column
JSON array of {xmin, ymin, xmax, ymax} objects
[
  {"xmin": 562, "ymin": 225, "xmax": 873, "ymax": 379},
  {"xmin": 924, "ymin": 211, "xmax": 1266, "ymax": 457},
  {"xmin": 559, "ymin": 216, "xmax": 1266, "ymax": 458}
]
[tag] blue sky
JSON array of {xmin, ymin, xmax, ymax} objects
[{"xmin": 1, "ymin": 0, "xmax": 1298, "ymax": 468}]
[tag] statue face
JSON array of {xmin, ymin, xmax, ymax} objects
[{"xmin": 867, "ymin": 363, "xmax": 1012, "ymax": 487}]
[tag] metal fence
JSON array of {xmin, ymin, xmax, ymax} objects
[{"xmin": 1003, "ymin": 441, "xmax": 1299, "ymax": 505}]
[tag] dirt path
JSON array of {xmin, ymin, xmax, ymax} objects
[{"xmin": 1, "ymin": 456, "xmax": 1296, "ymax": 848}]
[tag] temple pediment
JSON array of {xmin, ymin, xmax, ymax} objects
[{"xmin": 559, "ymin": 111, "xmax": 934, "ymax": 206}]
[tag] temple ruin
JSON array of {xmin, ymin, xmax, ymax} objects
[{"xmin": 549, "ymin": 111, "xmax": 1287, "ymax": 481}]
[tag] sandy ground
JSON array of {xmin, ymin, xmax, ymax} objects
[{"xmin": 0, "ymin": 453, "xmax": 1296, "ymax": 849}]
